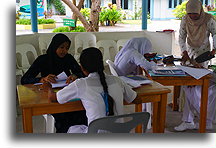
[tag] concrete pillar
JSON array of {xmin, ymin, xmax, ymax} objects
[
  {"xmin": 30, "ymin": 0, "xmax": 38, "ymax": 33},
  {"xmin": 142, "ymin": 0, "xmax": 148, "ymax": 30}
]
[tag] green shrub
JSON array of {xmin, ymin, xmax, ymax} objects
[
  {"xmin": 16, "ymin": 19, "xmax": 31, "ymax": 25},
  {"xmin": 52, "ymin": 26, "xmax": 86, "ymax": 33},
  {"xmin": 99, "ymin": 7, "xmax": 109, "ymax": 26},
  {"xmin": 70, "ymin": 26, "xmax": 86, "ymax": 32},
  {"xmin": 38, "ymin": 18, "xmax": 55, "ymax": 24},
  {"xmin": 49, "ymin": 0, "xmax": 65, "ymax": 15},
  {"xmin": 172, "ymin": 1, "xmax": 188, "ymax": 20},
  {"xmin": 16, "ymin": 18, "xmax": 55, "ymax": 25},
  {"xmin": 99, "ymin": 4, "xmax": 122, "ymax": 26},
  {"xmin": 80, "ymin": 8, "xmax": 91, "ymax": 21}
]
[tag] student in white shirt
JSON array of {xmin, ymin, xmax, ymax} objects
[
  {"xmin": 44, "ymin": 47, "xmax": 137, "ymax": 133},
  {"xmin": 114, "ymin": 37, "xmax": 157, "ymax": 76}
]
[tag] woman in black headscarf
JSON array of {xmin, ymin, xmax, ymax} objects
[
  {"xmin": 21, "ymin": 33, "xmax": 87, "ymax": 133},
  {"xmin": 21, "ymin": 33, "xmax": 84, "ymax": 84}
]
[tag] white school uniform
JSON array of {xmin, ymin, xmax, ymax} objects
[
  {"xmin": 182, "ymin": 72, "xmax": 216, "ymax": 126},
  {"xmin": 114, "ymin": 37, "xmax": 157, "ymax": 76},
  {"xmin": 56, "ymin": 72, "xmax": 137, "ymax": 133}
]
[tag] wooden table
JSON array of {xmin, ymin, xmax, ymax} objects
[
  {"xmin": 151, "ymin": 75, "xmax": 211, "ymax": 133},
  {"xmin": 17, "ymin": 81, "xmax": 171, "ymax": 133}
]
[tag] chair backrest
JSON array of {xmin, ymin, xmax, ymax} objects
[
  {"xmin": 74, "ymin": 33, "xmax": 97, "ymax": 61},
  {"xmin": 16, "ymin": 43, "xmax": 38, "ymax": 73},
  {"xmin": 116, "ymin": 39, "xmax": 129, "ymax": 52},
  {"xmin": 96, "ymin": 40, "xmax": 117, "ymax": 64},
  {"xmin": 88, "ymin": 112, "xmax": 150, "ymax": 133},
  {"xmin": 106, "ymin": 59, "xmax": 118, "ymax": 76}
]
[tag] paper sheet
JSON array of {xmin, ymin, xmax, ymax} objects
[
  {"xmin": 56, "ymin": 71, "xmax": 68, "ymax": 81},
  {"xmin": 51, "ymin": 72, "xmax": 68, "ymax": 88},
  {"xmin": 176, "ymin": 65, "xmax": 212, "ymax": 79},
  {"xmin": 119, "ymin": 75, "xmax": 152, "ymax": 88}
]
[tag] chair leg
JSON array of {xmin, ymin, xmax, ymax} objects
[
  {"xmin": 43, "ymin": 114, "xmax": 55, "ymax": 133},
  {"xmin": 146, "ymin": 103, "xmax": 152, "ymax": 129}
]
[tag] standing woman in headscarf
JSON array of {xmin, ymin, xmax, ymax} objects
[
  {"xmin": 21, "ymin": 33, "xmax": 87, "ymax": 133},
  {"xmin": 174, "ymin": 0, "xmax": 216, "ymax": 131},
  {"xmin": 114, "ymin": 37, "xmax": 157, "ymax": 76},
  {"xmin": 179, "ymin": 0, "xmax": 215, "ymax": 67}
]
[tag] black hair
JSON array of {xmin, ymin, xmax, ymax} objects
[{"xmin": 80, "ymin": 47, "xmax": 114, "ymax": 116}]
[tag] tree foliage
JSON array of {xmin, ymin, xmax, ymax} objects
[{"xmin": 172, "ymin": 1, "xmax": 187, "ymax": 20}]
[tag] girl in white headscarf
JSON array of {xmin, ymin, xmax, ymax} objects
[
  {"xmin": 114, "ymin": 37, "xmax": 156, "ymax": 76},
  {"xmin": 179, "ymin": 0, "xmax": 215, "ymax": 67},
  {"xmin": 175, "ymin": 0, "xmax": 216, "ymax": 132}
]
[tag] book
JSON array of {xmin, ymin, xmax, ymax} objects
[
  {"xmin": 125, "ymin": 75, "xmax": 150, "ymax": 81},
  {"xmin": 152, "ymin": 69, "xmax": 186, "ymax": 75},
  {"xmin": 195, "ymin": 51, "xmax": 215, "ymax": 63}
]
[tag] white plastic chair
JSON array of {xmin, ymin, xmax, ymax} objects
[
  {"xmin": 16, "ymin": 43, "xmax": 38, "ymax": 74},
  {"xmin": 16, "ymin": 43, "xmax": 55, "ymax": 133},
  {"xmin": 106, "ymin": 59, "xmax": 118, "ymax": 76},
  {"xmin": 43, "ymin": 114, "xmax": 56, "ymax": 133},
  {"xmin": 116, "ymin": 39, "xmax": 129, "ymax": 52},
  {"xmin": 88, "ymin": 112, "xmax": 150, "ymax": 133},
  {"xmin": 96, "ymin": 40, "xmax": 117, "ymax": 65},
  {"xmin": 74, "ymin": 33, "xmax": 97, "ymax": 61},
  {"xmin": 38, "ymin": 35, "xmax": 51, "ymax": 55},
  {"xmin": 106, "ymin": 60, "xmax": 152, "ymax": 129}
]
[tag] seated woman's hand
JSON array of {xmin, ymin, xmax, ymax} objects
[
  {"xmin": 40, "ymin": 74, "xmax": 57, "ymax": 83},
  {"xmin": 42, "ymin": 82, "xmax": 52, "ymax": 91},
  {"xmin": 66, "ymin": 74, "xmax": 78, "ymax": 84}
]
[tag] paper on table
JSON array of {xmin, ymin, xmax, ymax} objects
[
  {"xmin": 119, "ymin": 75, "xmax": 152, "ymax": 88},
  {"xmin": 176, "ymin": 65, "xmax": 212, "ymax": 79},
  {"xmin": 56, "ymin": 71, "xmax": 68, "ymax": 81},
  {"xmin": 51, "ymin": 72, "xmax": 68, "ymax": 88},
  {"xmin": 51, "ymin": 80, "xmax": 68, "ymax": 88}
]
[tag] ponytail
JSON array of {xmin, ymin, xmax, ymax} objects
[
  {"xmin": 98, "ymin": 70, "xmax": 114, "ymax": 116},
  {"xmin": 80, "ymin": 47, "xmax": 114, "ymax": 116}
]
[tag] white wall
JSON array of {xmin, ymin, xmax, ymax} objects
[
  {"xmin": 152, "ymin": 0, "xmax": 176, "ymax": 20},
  {"xmin": 16, "ymin": 31, "xmax": 175, "ymax": 56}
]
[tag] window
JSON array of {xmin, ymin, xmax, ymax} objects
[
  {"xmin": 168, "ymin": 0, "xmax": 183, "ymax": 8},
  {"xmin": 201, "ymin": 0, "xmax": 209, "ymax": 5},
  {"xmin": 112, "ymin": 0, "xmax": 128, "ymax": 9}
]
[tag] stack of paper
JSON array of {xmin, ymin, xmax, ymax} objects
[{"xmin": 120, "ymin": 75, "xmax": 152, "ymax": 88}]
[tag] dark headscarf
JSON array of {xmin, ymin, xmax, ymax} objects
[
  {"xmin": 46, "ymin": 33, "xmax": 72, "ymax": 74},
  {"xmin": 46, "ymin": 33, "xmax": 71, "ymax": 56}
]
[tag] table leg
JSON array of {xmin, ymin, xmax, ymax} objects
[
  {"xmin": 152, "ymin": 102, "xmax": 159, "ymax": 133},
  {"xmin": 199, "ymin": 79, "xmax": 209, "ymax": 133},
  {"xmin": 173, "ymin": 86, "xmax": 180, "ymax": 111},
  {"xmin": 158, "ymin": 94, "xmax": 167, "ymax": 133},
  {"xmin": 22, "ymin": 108, "xmax": 33, "ymax": 133},
  {"xmin": 135, "ymin": 104, "xmax": 142, "ymax": 133}
]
